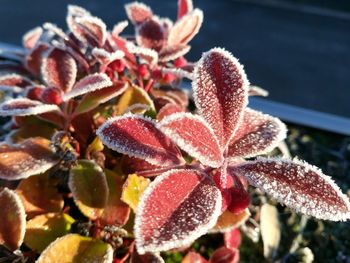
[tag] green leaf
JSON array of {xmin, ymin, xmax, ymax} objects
[
  {"xmin": 68, "ymin": 160, "xmax": 109, "ymax": 220},
  {"xmin": 24, "ymin": 213, "xmax": 75, "ymax": 252}
]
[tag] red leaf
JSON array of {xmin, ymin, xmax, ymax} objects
[
  {"xmin": 97, "ymin": 114, "xmax": 184, "ymax": 167},
  {"xmin": 159, "ymin": 113, "xmax": 223, "ymax": 168},
  {"xmin": 232, "ymin": 158, "xmax": 350, "ymax": 221},
  {"xmin": 177, "ymin": 0, "xmax": 194, "ymax": 19},
  {"xmin": 0, "ymin": 138, "xmax": 58, "ymax": 180},
  {"xmin": 22, "ymin": 26, "xmax": 43, "ymax": 49},
  {"xmin": 121, "ymin": 156, "xmax": 161, "ymax": 176},
  {"xmin": 127, "ymin": 43, "xmax": 158, "ymax": 66},
  {"xmin": 74, "ymin": 16, "xmax": 107, "ymax": 47},
  {"xmin": 157, "ymin": 103, "xmax": 183, "ymax": 121},
  {"xmin": 135, "ymin": 169, "xmax": 222, "ymax": 254},
  {"xmin": 224, "ymin": 228, "xmax": 241, "ymax": 250},
  {"xmin": 62, "ymin": 73, "xmax": 112, "ymax": 101},
  {"xmin": 210, "ymin": 247, "xmax": 239, "ymax": 263},
  {"xmin": 193, "ymin": 48, "xmax": 249, "ymax": 149},
  {"xmin": 125, "ymin": 2, "xmax": 153, "ymax": 25},
  {"xmin": 42, "ymin": 48, "xmax": 77, "ymax": 92},
  {"xmin": 0, "ymin": 98, "xmax": 60, "ymax": 116},
  {"xmin": 136, "ymin": 18, "xmax": 166, "ymax": 51},
  {"xmin": 25, "ymin": 43, "xmax": 49, "ymax": 76},
  {"xmin": 168, "ymin": 9, "xmax": 203, "ymax": 46},
  {"xmin": 182, "ymin": 251, "xmax": 208, "ymax": 263},
  {"xmin": 112, "ymin": 21, "xmax": 129, "ymax": 37},
  {"xmin": 92, "ymin": 48, "xmax": 124, "ymax": 68},
  {"xmin": 159, "ymin": 45, "xmax": 191, "ymax": 62},
  {"xmin": 228, "ymin": 109, "xmax": 286, "ymax": 158},
  {"xmin": 0, "ymin": 74, "xmax": 33, "ymax": 88}
]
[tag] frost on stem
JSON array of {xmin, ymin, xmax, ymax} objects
[
  {"xmin": 193, "ymin": 47, "xmax": 249, "ymax": 150},
  {"xmin": 233, "ymin": 158, "xmax": 350, "ymax": 221},
  {"xmin": 134, "ymin": 169, "xmax": 222, "ymax": 254},
  {"xmin": 97, "ymin": 114, "xmax": 184, "ymax": 167}
]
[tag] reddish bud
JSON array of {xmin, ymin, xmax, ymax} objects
[
  {"xmin": 110, "ymin": 59, "xmax": 125, "ymax": 73},
  {"xmin": 174, "ymin": 56, "xmax": 187, "ymax": 68},
  {"xmin": 26, "ymin": 86, "xmax": 43, "ymax": 101},
  {"xmin": 227, "ymin": 186, "xmax": 250, "ymax": 214},
  {"xmin": 163, "ymin": 73, "xmax": 175, "ymax": 83},
  {"xmin": 138, "ymin": 64, "xmax": 148, "ymax": 78},
  {"xmin": 41, "ymin": 87, "xmax": 63, "ymax": 105},
  {"xmin": 151, "ymin": 69, "xmax": 163, "ymax": 79}
]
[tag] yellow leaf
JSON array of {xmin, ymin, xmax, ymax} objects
[
  {"xmin": 121, "ymin": 174, "xmax": 150, "ymax": 212},
  {"xmin": 211, "ymin": 208, "xmax": 250, "ymax": 233}
]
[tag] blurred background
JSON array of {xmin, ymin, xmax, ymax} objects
[{"xmin": 1, "ymin": 0, "xmax": 349, "ymax": 119}]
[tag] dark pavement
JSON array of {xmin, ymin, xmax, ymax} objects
[{"xmin": 1, "ymin": 0, "xmax": 349, "ymax": 118}]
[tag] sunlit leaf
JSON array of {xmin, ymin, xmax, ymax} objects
[
  {"xmin": 74, "ymin": 16, "xmax": 107, "ymax": 47},
  {"xmin": 22, "ymin": 26, "xmax": 42, "ymax": 49},
  {"xmin": 0, "ymin": 98, "xmax": 60, "ymax": 116},
  {"xmin": 157, "ymin": 103, "xmax": 183, "ymax": 121},
  {"xmin": 224, "ymin": 228, "xmax": 241, "ymax": 250},
  {"xmin": 0, "ymin": 137, "xmax": 59, "ymax": 180},
  {"xmin": 37, "ymin": 234, "xmax": 113, "ymax": 263},
  {"xmin": 0, "ymin": 188, "xmax": 26, "ymax": 251},
  {"xmin": 260, "ymin": 203, "xmax": 280, "ymax": 259},
  {"xmin": 159, "ymin": 45, "xmax": 191, "ymax": 62},
  {"xmin": 209, "ymin": 247, "xmax": 239, "ymax": 263},
  {"xmin": 25, "ymin": 43, "xmax": 49, "ymax": 76},
  {"xmin": 125, "ymin": 2, "xmax": 153, "ymax": 25},
  {"xmin": 135, "ymin": 169, "xmax": 222, "ymax": 254},
  {"xmin": 136, "ymin": 18, "xmax": 166, "ymax": 51},
  {"xmin": 24, "ymin": 213, "xmax": 75, "ymax": 252},
  {"xmin": 100, "ymin": 170, "xmax": 130, "ymax": 226},
  {"xmin": 182, "ymin": 251, "xmax": 208, "ymax": 263},
  {"xmin": 68, "ymin": 160, "xmax": 109, "ymax": 220},
  {"xmin": 112, "ymin": 21, "xmax": 129, "ymax": 37},
  {"xmin": 211, "ymin": 209, "xmax": 250, "ymax": 233},
  {"xmin": 121, "ymin": 173, "xmax": 151, "ymax": 212},
  {"xmin": 177, "ymin": 0, "xmax": 194, "ymax": 19},
  {"xmin": 0, "ymin": 73, "xmax": 32, "ymax": 88}
]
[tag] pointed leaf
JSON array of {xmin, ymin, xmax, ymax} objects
[
  {"xmin": 97, "ymin": 114, "xmax": 183, "ymax": 167},
  {"xmin": 24, "ymin": 213, "xmax": 75, "ymax": 252},
  {"xmin": 136, "ymin": 18, "xmax": 166, "ymax": 51},
  {"xmin": 100, "ymin": 170, "xmax": 130, "ymax": 226},
  {"xmin": 16, "ymin": 173, "xmax": 64, "ymax": 218},
  {"xmin": 125, "ymin": 2, "xmax": 153, "ymax": 25},
  {"xmin": 0, "ymin": 188, "xmax": 26, "ymax": 251},
  {"xmin": 159, "ymin": 113, "xmax": 223, "ymax": 167},
  {"xmin": 25, "ymin": 43, "xmax": 49, "ymax": 76},
  {"xmin": 211, "ymin": 209, "xmax": 250, "ymax": 233},
  {"xmin": 157, "ymin": 103, "xmax": 183, "ymax": 121},
  {"xmin": 112, "ymin": 21, "xmax": 129, "ymax": 37},
  {"xmin": 75, "ymin": 81, "xmax": 128, "ymax": 115},
  {"xmin": 159, "ymin": 45, "xmax": 191, "ymax": 62},
  {"xmin": 0, "ymin": 137, "xmax": 58, "ymax": 180},
  {"xmin": 260, "ymin": 203, "xmax": 280, "ymax": 259},
  {"xmin": 23, "ymin": 26, "xmax": 43, "ymax": 49},
  {"xmin": 0, "ymin": 73, "xmax": 33, "ymax": 88},
  {"xmin": 42, "ymin": 48, "xmax": 77, "ymax": 92},
  {"xmin": 193, "ymin": 48, "xmax": 249, "ymax": 149},
  {"xmin": 0, "ymin": 98, "xmax": 59, "ymax": 116},
  {"xmin": 37, "ymin": 234, "xmax": 113, "ymax": 263},
  {"xmin": 177, "ymin": 0, "xmax": 194, "ymax": 19},
  {"xmin": 74, "ymin": 16, "xmax": 107, "ymax": 46},
  {"xmin": 168, "ymin": 9, "xmax": 203, "ymax": 46},
  {"xmin": 121, "ymin": 173, "xmax": 151, "ymax": 212},
  {"xmin": 233, "ymin": 158, "xmax": 350, "ymax": 221},
  {"xmin": 135, "ymin": 169, "xmax": 222, "ymax": 254},
  {"xmin": 210, "ymin": 247, "xmax": 239, "ymax": 263},
  {"xmin": 62, "ymin": 73, "xmax": 112, "ymax": 101},
  {"xmin": 228, "ymin": 108, "xmax": 286, "ymax": 158},
  {"xmin": 68, "ymin": 160, "xmax": 109, "ymax": 220},
  {"xmin": 115, "ymin": 85, "xmax": 154, "ymax": 115}
]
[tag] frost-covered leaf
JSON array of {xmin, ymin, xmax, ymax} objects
[
  {"xmin": 127, "ymin": 43, "xmax": 158, "ymax": 66},
  {"xmin": 233, "ymin": 158, "xmax": 350, "ymax": 221},
  {"xmin": 75, "ymin": 80, "xmax": 128, "ymax": 115},
  {"xmin": 150, "ymin": 86, "xmax": 189, "ymax": 109},
  {"xmin": 0, "ymin": 73, "xmax": 32, "ymax": 88},
  {"xmin": 115, "ymin": 85, "xmax": 154, "ymax": 115},
  {"xmin": 135, "ymin": 169, "xmax": 222, "ymax": 254},
  {"xmin": 92, "ymin": 48, "xmax": 124, "ymax": 68},
  {"xmin": 228, "ymin": 108, "xmax": 286, "ymax": 158},
  {"xmin": 0, "ymin": 188, "xmax": 26, "ymax": 251},
  {"xmin": 168, "ymin": 9, "xmax": 203, "ymax": 46},
  {"xmin": 112, "ymin": 21, "xmax": 129, "ymax": 37},
  {"xmin": 42, "ymin": 48, "xmax": 77, "ymax": 92},
  {"xmin": 161, "ymin": 67, "xmax": 193, "ymax": 80},
  {"xmin": 5, "ymin": 124, "xmax": 55, "ymax": 144},
  {"xmin": 74, "ymin": 16, "xmax": 107, "ymax": 46},
  {"xmin": 121, "ymin": 156, "xmax": 161, "ymax": 175},
  {"xmin": 100, "ymin": 170, "xmax": 130, "ymax": 226},
  {"xmin": 182, "ymin": 251, "xmax": 208, "ymax": 263},
  {"xmin": 24, "ymin": 213, "xmax": 75, "ymax": 252},
  {"xmin": 97, "ymin": 114, "xmax": 183, "ymax": 167},
  {"xmin": 210, "ymin": 247, "xmax": 239, "ymax": 263},
  {"xmin": 211, "ymin": 209, "xmax": 250, "ymax": 233},
  {"xmin": 23, "ymin": 26, "xmax": 43, "ymax": 49},
  {"xmin": 121, "ymin": 173, "xmax": 150, "ymax": 212},
  {"xmin": 68, "ymin": 160, "xmax": 109, "ymax": 220},
  {"xmin": 62, "ymin": 73, "xmax": 112, "ymax": 101},
  {"xmin": 177, "ymin": 0, "xmax": 193, "ymax": 19},
  {"xmin": 0, "ymin": 137, "xmax": 58, "ymax": 180},
  {"xmin": 159, "ymin": 45, "xmax": 191, "ymax": 62},
  {"xmin": 159, "ymin": 113, "xmax": 223, "ymax": 167},
  {"xmin": 37, "ymin": 234, "xmax": 113, "ymax": 263},
  {"xmin": 224, "ymin": 228, "xmax": 241, "ymax": 250},
  {"xmin": 0, "ymin": 98, "xmax": 60, "ymax": 116},
  {"xmin": 193, "ymin": 48, "xmax": 249, "ymax": 149},
  {"xmin": 248, "ymin": 85, "xmax": 268, "ymax": 97},
  {"xmin": 136, "ymin": 18, "xmax": 165, "ymax": 51},
  {"xmin": 25, "ymin": 43, "xmax": 49, "ymax": 76},
  {"xmin": 260, "ymin": 203, "xmax": 280, "ymax": 259},
  {"xmin": 125, "ymin": 2, "xmax": 153, "ymax": 25},
  {"xmin": 16, "ymin": 173, "xmax": 64, "ymax": 218},
  {"xmin": 157, "ymin": 103, "xmax": 183, "ymax": 121}
]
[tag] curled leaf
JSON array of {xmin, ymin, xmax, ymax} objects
[
  {"xmin": 0, "ymin": 188, "xmax": 26, "ymax": 251},
  {"xmin": 23, "ymin": 26, "xmax": 43, "ymax": 49},
  {"xmin": 37, "ymin": 234, "xmax": 113, "ymax": 263},
  {"xmin": 68, "ymin": 160, "xmax": 109, "ymax": 220}
]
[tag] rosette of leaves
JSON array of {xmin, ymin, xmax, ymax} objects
[{"xmin": 97, "ymin": 47, "xmax": 350, "ymax": 256}]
